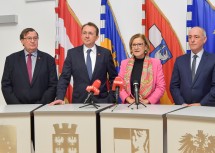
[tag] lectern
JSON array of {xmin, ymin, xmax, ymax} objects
[
  {"xmin": 0, "ymin": 104, "xmax": 41, "ymax": 153},
  {"xmin": 167, "ymin": 106, "xmax": 215, "ymax": 153},
  {"xmin": 100, "ymin": 104, "xmax": 184, "ymax": 153},
  {"xmin": 34, "ymin": 104, "xmax": 112, "ymax": 153}
]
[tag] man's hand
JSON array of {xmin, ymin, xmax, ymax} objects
[
  {"xmin": 49, "ymin": 99, "xmax": 65, "ymax": 106},
  {"xmin": 182, "ymin": 103, "xmax": 189, "ymax": 106},
  {"xmin": 188, "ymin": 103, "xmax": 201, "ymax": 106}
]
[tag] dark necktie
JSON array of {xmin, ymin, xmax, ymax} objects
[
  {"xmin": 27, "ymin": 54, "xmax": 32, "ymax": 83},
  {"xmin": 191, "ymin": 54, "xmax": 198, "ymax": 82},
  {"xmin": 86, "ymin": 49, "xmax": 92, "ymax": 80}
]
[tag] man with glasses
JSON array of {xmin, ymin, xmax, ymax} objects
[
  {"xmin": 1, "ymin": 28, "xmax": 58, "ymax": 105},
  {"xmin": 50, "ymin": 22, "xmax": 117, "ymax": 105}
]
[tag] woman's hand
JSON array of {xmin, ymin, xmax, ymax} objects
[
  {"xmin": 125, "ymin": 96, "xmax": 135, "ymax": 104},
  {"xmin": 139, "ymin": 95, "xmax": 150, "ymax": 104}
]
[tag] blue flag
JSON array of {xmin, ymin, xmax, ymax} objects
[
  {"xmin": 187, "ymin": 0, "xmax": 215, "ymax": 53},
  {"xmin": 100, "ymin": 0, "xmax": 128, "ymax": 72}
]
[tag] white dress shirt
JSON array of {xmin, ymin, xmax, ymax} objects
[
  {"xmin": 24, "ymin": 50, "xmax": 37, "ymax": 76},
  {"xmin": 83, "ymin": 45, "xmax": 96, "ymax": 73},
  {"xmin": 190, "ymin": 49, "xmax": 203, "ymax": 74}
]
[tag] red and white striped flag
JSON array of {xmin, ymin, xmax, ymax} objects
[{"xmin": 55, "ymin": 0, "xmax": 83, "ymax": 103}]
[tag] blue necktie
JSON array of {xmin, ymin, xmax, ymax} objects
[{"xmin": 86, "ymin": 49, "xmax": 92, "ymax": 80}]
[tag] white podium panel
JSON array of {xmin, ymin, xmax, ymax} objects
[
  {"xmin": 0, "ymin": 104, "xmax": 41, "ymax": 153},
  {"xmin": 34, "ymin": 104, "xmax": 112, "ymax": 153},
  {"xmin": 167, "ymin": 106, "xmax": 215, "ymax": 153},
  {"xmin": 100, "ymin": 104, "xmax": 184, "ymax": 153}
]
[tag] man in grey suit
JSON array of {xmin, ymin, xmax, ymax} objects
[
  {"xmin": 1, "ymin": 28, "xmax": 58, "ymax": 105},
  {"xmin": 50, "ymin": 22, "xmax": 117, "ymax": 105},
  {"xmin": 170, "ymin": 27, "xmax": 215, "ymax": 106}
]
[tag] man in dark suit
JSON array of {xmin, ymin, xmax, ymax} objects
[
  {"xmin": 50, "ymin": 22, "xmax": 117, "ymax": 105},
  {"xmin": 1, "ymin": 28, "xmax": 58, "ymax": 105},
  {"xmin": 170, "ymin": 27, "xmax": 215, "ymax": 106}
]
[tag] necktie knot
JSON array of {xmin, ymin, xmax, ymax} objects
[
  {"xmin": 87, "ymin": 49, "xmax": 91, "ymax": 54},
  {"xmin": 193, "ymin": 54, "xmax": 198, "ymax": 59}
]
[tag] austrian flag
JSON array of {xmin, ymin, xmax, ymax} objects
[{"xmin": 55, "ymin": 0, "xmax": 83, "ymax": 103}]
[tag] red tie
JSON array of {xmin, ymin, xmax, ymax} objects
[{"xmin": 27, "ymin": 54, "xmax": 32, "ymax": 83}]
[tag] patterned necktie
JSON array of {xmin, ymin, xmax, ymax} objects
[
  {"xmin": 27, "ymin": 54, "xmax": 32, "ymax": 83},
  {"xmin": 86, "ymin": 49, "xmax": 92, "ymax": 80},
  {"xmin": 191, "ymin": 54, "xmax": 198, "ymax": 82}
]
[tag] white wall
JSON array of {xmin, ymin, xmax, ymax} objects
[{"xmin": 0, "ymin": 0, "xmax": 190, "ymax": 105}]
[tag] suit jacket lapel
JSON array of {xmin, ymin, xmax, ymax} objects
[
  {"xmin": 192, "ymin": 51, "xmax": 208, "ymax": 84},
  {"xmin": 92, "ymin": 47, "xmax": 102, "ymax": 81},
  {"xmin": 184, "ymin": 54, "xmax": 193, "ymax": 84},
  {"xmin": 31, "ymin": 51, "xmax": 43, "ymax": 85},
  {"xmin": 19, "ymin": 51, "xmax": 30, "ymax": 83},
  {"xmin": 78, "ymin": 46, "xmax": 91, "ymax": 81}
]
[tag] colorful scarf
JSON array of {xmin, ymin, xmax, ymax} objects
[{"xmin": 124, "ymin": 56, "xmax": 153, "ymax": 99}]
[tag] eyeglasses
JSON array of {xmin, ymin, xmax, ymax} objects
[
  {"xmin": 82, "ymin": 31, "xmax": 96, "ymax": 36},
  {"xmin": 132, "ymin": 43, "xmax": 144, "ymax": 48},
  {"xmin": 23, "ymin": 37, "xmax": 39, "ymax": 41}
]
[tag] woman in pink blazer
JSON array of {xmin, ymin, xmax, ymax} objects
[{"xmin": 118, "ymin": 33, "xmax": 165, "ymax": 104}]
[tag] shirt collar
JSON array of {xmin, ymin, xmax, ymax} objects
[
  {"xmin": 24, "ymin": 50, "xmax": 38, "ymax": 57},
  {"xmin": 191, "ymin": 49, "xmax": 204, "ymax": 58},
  {"xmin": 83, "ymin": 45, "xmax": 96, "ymax": 54}
]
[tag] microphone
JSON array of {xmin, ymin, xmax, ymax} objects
[
  {"xmin": 86, "ymin": 80, "xmax": 101, "ymax": 95},
  {"xmin": 133, "ymin": 80, "xmax": 139, "ymax": 105},
  {"xmin": 112, "ymin": 76, "xmax": 123, "ymax": 103},
  {"xmin": 84, "ymin": 80, "xmax": 101, "ymax": 103}
]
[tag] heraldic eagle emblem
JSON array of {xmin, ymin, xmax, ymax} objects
[{"xmin": 178, "ymin": 130, "xmax": 215, "ymax": 153}]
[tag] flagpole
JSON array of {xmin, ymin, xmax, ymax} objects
[
  {"xmin": 55, "ymin": 0, "xmax": 60, "ymax": 77},
  {"xmin": 142, "ymin": 0, "xmax": 146, "ymax": 34}
]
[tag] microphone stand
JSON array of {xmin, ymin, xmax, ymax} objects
[
  {"xmin": 111, "ymin": 87, "xmax": 119, "ymax": 112},
  {"xmin": 128, "ymin": 82, "xmax": 147, "ymax": 109},
  {"xmin": 128, "ymin": 99, "xmax": 147, "ymax": 109},
  {"xmin": 79, "ymin": 93, "xmax": 100, "ymax": 109}
]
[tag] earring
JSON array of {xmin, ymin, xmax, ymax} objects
[{"xmin": 144, "ymin": 50, "xmax": 148, "ymax": 55}]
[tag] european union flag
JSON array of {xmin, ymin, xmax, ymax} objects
[
  {"xmin": 100, "ymin": 0, "xmax": 128, "ymax": 72},
  {"xmin": 187, "ymin": 0, "xmax": 215, "ymax": 53}
]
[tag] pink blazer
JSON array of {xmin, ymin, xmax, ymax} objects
[{"xmin": 118, "ymin": 58, "xmax": 165, "ymax": 104}]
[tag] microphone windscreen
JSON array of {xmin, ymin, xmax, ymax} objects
[
  {"xmin": 112, "ymin": 76, "xmax": 123, "ymax": 91},
  {"xmin": 92, "ymin": 79, "xmax": 101, "ymax": 89},
  {"xmin": 133, "ymin": 80, "xmax": 139, "ymax": 86},
  {"xmin": 86, "ymin": 86, "xmax": 94, "ymax": 92}
]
